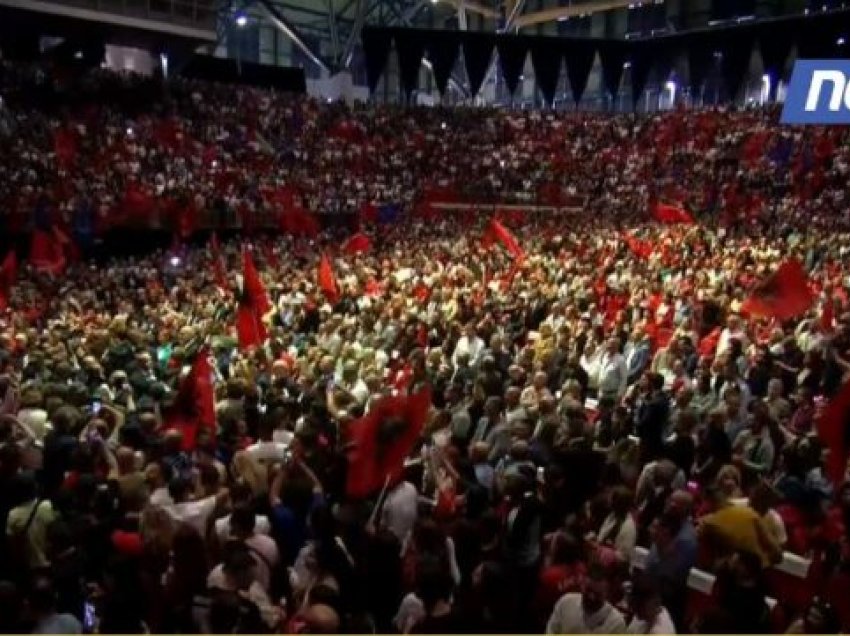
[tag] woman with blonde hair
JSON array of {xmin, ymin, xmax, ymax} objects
[
  {"xmin": 231, "ymin": 450, "xmax": 269, "ymax": 499},
  {"xmin": 714, "ymin": 464, "xmax": 744, "ymax": 500}
]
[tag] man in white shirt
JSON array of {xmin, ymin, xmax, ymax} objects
[
  {"xmin": 228, "ymin": 506, "xmax": 279, "ymax": 593},
  {"xmin": 452, "ymin": 323, "xmax": 485, "ymax": 368},
  {"xmin": 380, "ymin": 480, "xmax": 418, "ymax": 543},
  {"xmin": 716, "ymin": 314, "xmax": 749, "ymax": 358},
  {"xmin": 597, "ymin": 337, "xmax": 628, "ymax": 402},
  {"xmin": 164, "ymin": 475, "xmax": 228, "ymax": 537},
  {"xmin": 336, "ymin": 360, "xmax": 370, "ymax": 407},
  {"xmin": 547, "ymin": 565, "xmax": 626, "ymax": 634},
  {"xmin": 245, "ymin": 417, "xmax": 290, "ymax": 466}
]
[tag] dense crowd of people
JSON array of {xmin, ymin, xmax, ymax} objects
[
  {"xmin": 1, "ymin": 63, "xmax": 850, "ymax": 635},
  {"xmin": 1, "ymin": 62, "xmax": 849, "ymax": 237}
]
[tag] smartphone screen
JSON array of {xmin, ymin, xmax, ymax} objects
[{"xmin": 83, "ymin": 602, "xmax": 96, "ymax": 632}]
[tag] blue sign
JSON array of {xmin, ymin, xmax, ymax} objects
[{"xmin": 781, "ymin": 59, "xmax": 850, "ymax": 124}]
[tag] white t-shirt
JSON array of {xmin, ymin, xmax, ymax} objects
[
  {"xmin": 214, "ymin": 514, "xmax": 272, "ymax": 544},
  {"xmin": 381, "ymin": 481, "xmax": 418, "ymax": 543},
  {"xmin": 546, "ymin": 594, "xmax": 627, "ymax": 634},
  {"xmin": 245, "ymin": 440, "xmax": 288, "ymax": 465},
  {"xmin": 627, "ymin": 607, "xmax": 677, "ymax": 634},
  {"xmin": 165, "ymin": 496, "xmax": 217, "ymax": 536}
]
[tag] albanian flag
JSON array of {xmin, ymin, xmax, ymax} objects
[
  {"xmin": 819, "ymin": 378, "xmax": 850, "ymax": 484},
  {"xmin": 623, "ymin": 232, "xmax": 653, "ymax": 260},
  {"xmin": 165, "ymin": 348, "xmax": 216, "ymax": 451},
  {"xmin": 487, "ymin": 218, "xmax": 525, "ymax": 260},
  {"xmin": 0, "ymin": 251, "xmax": 17, "ymax": 311},
  {"xmin": 653, "ymin": 203, "xmax": 695, "ymax": 225},
  {"xmin": 346, "ymin": 386, "xmax": 432, "ymax": 498},
  {"xmin": 236, "ymin": 249, "xmax": 272, "ymax": 350},
  {"xmin": 53, "ymin": 128, "xmax": 77, "ymax": 170},
  {"xmin": 342, "ymin": 232, "xmax": 372, "ymax": 255},
  {"xmin": 698, "ymin": 326, "xmax": 722, "ymax": 359},
  {"xmin": 741, "ymin": 259, "xmax": 814, "ymax": 321},
  {"xmin": 30, "ymin": 228, "xmax": 68, "ymax": 276},
  {"xmin": 318, "ymin": 253, "xmax": 340, "ymax": 305}
]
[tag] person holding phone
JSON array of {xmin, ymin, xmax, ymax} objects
[{"xmin": 29, "ymin": 576, "xmax": 82, "ymax": 634}]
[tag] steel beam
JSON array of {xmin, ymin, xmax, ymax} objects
[
  {"xmin": 327, "ymin": 0, "xmax": 340, "ymax": 63},
  {"xmin": 259, "ymin": 0, "xmax": 331, "ymax": 71},
  {"xmin": 402, "ymin": 0, "xmax": 428, "ymax": 21},
  {"xmin": 341, "ymin": 0, "xmax": 367, "ymax": 67},
  {"xmin": 513, "ymin": 0, "xmax": 634, "ymax": 28},
  {"xmin": 440, "ymin": 0, "xmax": 499, "ymax": 19}
]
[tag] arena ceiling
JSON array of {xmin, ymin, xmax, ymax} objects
[{"xmin": 236, "ymin": 0, "xmax": 660, "ymax": 74}]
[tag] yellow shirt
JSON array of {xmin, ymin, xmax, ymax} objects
[{"xmin": 700, "ymin": 504, "xmax": 780, "ymax": 567}]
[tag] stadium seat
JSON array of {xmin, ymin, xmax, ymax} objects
[{"xmin": 766, "ymin": 551, "xmax": 814, "ymax": 614}]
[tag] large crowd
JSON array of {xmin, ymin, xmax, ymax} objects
[{"xmin": 1, "ymin": 63, "xmax": 850, "ymax": 635}]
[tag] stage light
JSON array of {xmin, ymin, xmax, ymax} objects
[
  {"xmin": 235, "ymin": 13, "xmax": 248, "ymax": 27},
  {"xmin": 441, "ymin": 121, "xmax": 447, "ymax": 130},
  {"xmin": 838, "ymin": 36, "xmax": 847, "ymax": 46},
  {"xmin": 170, "ymin": 256, "xmax": 181, "ymax": 267},
  {"xmin": 74, "ymin": 50, "xmax": 83, "ymax": 60},
  {"xmin": 126, "ymin": 127, "xmax": 133, "ymax": 136},
  {"xmin": 623, "ymin": 61, "xmax": 632, "ymax": 69}
]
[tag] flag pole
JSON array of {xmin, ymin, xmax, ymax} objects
[{"xmin": 368, "ymin": 474, "xmax": 392, "ymax": 529}]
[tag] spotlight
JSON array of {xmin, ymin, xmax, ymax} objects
[
  {"xmin": 126, "ymin": 127, "xmax": 133, "ymax": 136},
  {"xmin": 838, "ymin": 37, "xmax": 847, "ymax": 46},
  {"xmin": 170, "ymin": 256, "xmax": 181, "ymax": 267},
  {"xmin": 74, "ymin": 50, "xmax": 84, "ymax": 60},
  {"xmin": 623, "ymin": 61, "xmax": 632, "ymax": 69},
  {"xmin": 441, "ymin": 121, "xmax": 447, "ymax": 130},
  {"xmin": 235, "ymin": 13, "xmax": 248, "ymax": 27}
]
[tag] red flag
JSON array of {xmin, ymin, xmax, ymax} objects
[
  {"xmin": 53, "ymin": 128, "xmax": 77, "ymax": 170},
  {"xmin": 318, "ymin": 253, "xmax": 340, "ymax": 305},
  {"xmin": 122, "ymin": 182, "xmax": 155, "ymax": 221},
  {"xmin": 741, "ymin": 259, "xmax": 814, "ymax": 321},
  {"xmin": 488, "ymin": 218, "xmax": 525, "ymax": 260},
  {"xmin": 281, "ymin": 206, "xmax": 319, "ymax": 238},
  {"xmin": 359, "ymin": 202, "xmax": 379, "ymax": 224},
  {"xmin": 165, "ymin": 348, "xmax": 216, "ymax": 451},
  {"xmin": 29, "ymin": 229, "xmax": 66, "ymax": 275},
  {"xmin": 698, "ymin": 327, "xmax": 722, "ymax": 359},
  {"xmin": 653, "ymin": 202, "xmax": 695, "ymax": 225},
  {"xmin": 0, "ymin": 251, "xmax": 16, "ymax": 310},
  {"xmin": 236, "ymin": 249, "xmax": 271, "ymax": 350},
  {"xmin": 623, "ymin": 232, "xmax": 653, "ymax": 260},
  {"xmin": 345, "ymin": 386, "xmax": 432, "ymax": 498},
  {"xmin": 821, "ymin": 298, "xmax": 835, "ymax": 334},
  {"xmin": 819, "ymin": 378, "xmax": 850, "ymax": 485},
  {"xmin": 342, "ymin": 233, "xmax": 372, "ymax": 255}
]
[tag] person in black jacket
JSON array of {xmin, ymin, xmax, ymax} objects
[
  {"xmin": 503, "ymin": 470, "xmax": 543, "ymax": 632},
  {"xmin": 636, "ymin": 373, "xmax": 669, "ymax": 464}
]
